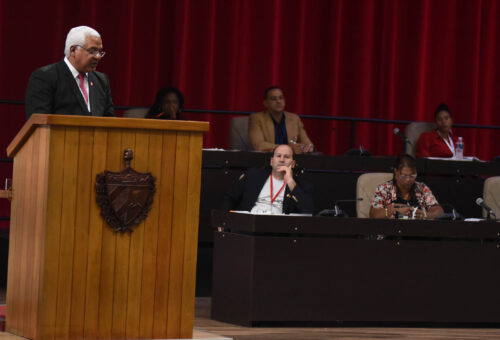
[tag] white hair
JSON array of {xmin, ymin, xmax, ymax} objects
[{"xmin": 64, "ymin": 26, "xmax": 101, "ymax": 57}]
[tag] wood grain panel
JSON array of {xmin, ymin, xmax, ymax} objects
[
  {"xmin": 125, "ymin": 130, "xmax": 150, "ymax": 339},
  {"xmin": 6, "ymin": 128, "xmax": 28, "ymax": 336},
  {"xmin": 6, "ymin": 128, "xmax": 50, "ymax": 339},
  {"xmin": 54, "ymin": 127, "xmax": 80, "ymax": 339},
  {"xmin": 29, "ymin": 128, "xmax": 50, "ymax": 340},
  {"xmin": 38, "ymin": 126, "xmax": 66, "ymax": 340},
  {"xmin": 111, "ymin": 130, "xmax": 135, "ymax": 339},
  {"xmin": 18, "ymin": 134, "xmax": 32, "ymax": 336},
  {"xmin": 6, "ymin": 117, "xmax": 208, "ymax": 340},
  {"xmin": 151, "ymin": 131, "xmax": 177, "ymax": 338},
  {"xmin": 69, "ymin": 128, "xmax": 94, "ymax": 338},
  {"xmin": 16, "ymin": 132, "xmax": 32, "ymax": 336},
  {"xmin": 180, "ymin": 133, "xmax": 204, "ymax": 338},
  {"xmin": 138, "ymin": 132, "xmax": 166, "ymax": 338},
  {"xmin": 97, "ymin": 129, "xmax": 122, "ymax": 339},
  {"xmin": 7, "ymin": 114, "xmax": 208, "ymax": 158},
  {"xmin": 166, "ymin": 132, "xmax": 191, "ymax": 338},
  {"xmin": 83, "ymin": 128, "xmax": 108, "ymax": 339},
  {"xmin": 17, "ymin": 133, "xmax": 33, "ymax": 336},
  {"xmin": 22, "ymin": 128, "xmax": 41, "ymax": 338}
]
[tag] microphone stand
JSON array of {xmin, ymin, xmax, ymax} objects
[{"xmin": 317, "ymin": 198, "xmax": 363, "ymax": 217}]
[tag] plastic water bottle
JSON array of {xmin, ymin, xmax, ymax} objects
[{"xmin": 455, "ymin": 137, "xmax": 464, "ymax": 159}]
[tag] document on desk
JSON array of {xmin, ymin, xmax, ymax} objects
[
  {"xmin": 230, "ymin": 210, "xmax": 312, "ymax": 216},
  {"xmin": 425, "ymin": 156, "xmax": 483, "ymax": 162}
]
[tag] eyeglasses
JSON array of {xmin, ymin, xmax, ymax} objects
[
  {"xmin": 399, "ymin": 174, "xmax": 417, "ymax": 180},
  {"xmin": 76, "ymin": 45, "xmax": 106, "ymax": 57}
]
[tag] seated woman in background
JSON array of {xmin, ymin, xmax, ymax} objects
[
  {"xmin": 147, "ymin": 86, "xmax": 184, "ymax": 120},
  {"xmin": 369, "ymin": 154, "xmax": 444, "ymax": 219},
  {"xmin": 416, "ymin": 103, "xmax": 457, "ymax": 158}
]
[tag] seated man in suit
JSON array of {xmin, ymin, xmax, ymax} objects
[
  {"xmin": 248, "ymin": 86, "xmax": 314, "ymax": 154},
  {"xmin": 25, "ymin": 26, "xmax": 114, "ymax": 118},
  {"xmin": 221, "ymin": 144, "xmax": 313, "ymax": 214}
]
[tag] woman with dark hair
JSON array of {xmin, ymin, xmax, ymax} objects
[
  {"xmin": 147, "ymin": 86, "xmax": 184, "ymax": 120},
  {"xmin": 369, "ymin": 154, "xmax": 444, "ymax": 219},
  {"xmin": 416, "ymin": 103, "xmax": 458, "ymax": 158}
]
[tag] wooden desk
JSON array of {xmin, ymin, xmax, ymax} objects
[{"xmin": 211, "ymin": 211, "xmax": 500, "ymax": 326}]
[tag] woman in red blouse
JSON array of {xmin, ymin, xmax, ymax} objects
[{"xmin": 416, "ymin": 103, "xmax": 457, "ymax": 158}]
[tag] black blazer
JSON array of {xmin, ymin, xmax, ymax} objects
[
  {"xmin": 25, "ymin": 60, "xmax": 114, "ymax": 118},
  {"xmin": 220, "ymin": 168, "xmax": 314, "ymax": 214}
]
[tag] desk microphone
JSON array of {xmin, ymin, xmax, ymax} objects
[
  {"xmin": 475, "ymin": 198, "xmax": 496, "ymax": 219},
  {"xmin": 393, "ymin": 128, "xmax": 412, "ymax": 145},
  {"xmin": 317, "ymin": 198, "xmax": 363, "ymax": 217},
  {"xmin": 438, "ymin": 203, "xmax": 463, "ymax": 221}
]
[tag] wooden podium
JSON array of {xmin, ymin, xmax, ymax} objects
[{"xmin": 5, "ymin": 114, "xmax": 209, "ymax": 339}]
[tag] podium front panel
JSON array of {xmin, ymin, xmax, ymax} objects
[{"xmin": 6, "ymin": 116, "xmax": 207, "ymax": 340}]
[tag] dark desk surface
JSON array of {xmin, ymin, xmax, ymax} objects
[
  {"xmin": 203, "ymin": 150, "xmax": 500, "ymax": 175},
  {"xmin": 211, "ymin": 211, "xmax": 500, "ymax": 325},
  {"xmin": 212, "ymin": 210, "xmax": 500, "ymax": 239}
]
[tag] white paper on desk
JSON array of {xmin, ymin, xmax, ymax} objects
[
  {"xmin": 230, "ymin": 211, "xmax": 312, "ymax": 216},
  {"xmin": 464, "ymin": 218, "xmax": 485, "ymax": 222},
  {"xmin": 202, "ymin": 148, "xmax": 227, "ymax": 151},
  {"xmin": 425, "ymin": 156, "xmax": 483, "ymax": 162}
]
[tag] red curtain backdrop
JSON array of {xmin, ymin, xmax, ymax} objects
[{"xmin": 1, "ymin": 0, "xmax": 500, "ymax": 160}]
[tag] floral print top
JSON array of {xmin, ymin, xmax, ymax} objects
[{"xmin": 371, "ymin": 180, "xmax": 439, "ymax": 211}]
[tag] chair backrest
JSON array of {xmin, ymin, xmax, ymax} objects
[
  {"xmin": 404, "ymin": 122, "xmax": 436, "ymax": 156},
  {"xmin": 229, "ymin": 116, "xmax": 252, "ymax": 151},
  {"xmin": 356, "ymin": 172, "xmax": 393, "ymax": 218},
  {"xmin": 483, "ymin": 176, "xmax": 500, "ymax": 218},
  {"xmin": 123, "ymin": 107, "xmax": 149, "ymax": 118}
]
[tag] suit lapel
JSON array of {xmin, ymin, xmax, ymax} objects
[
  {"xmin": 284, "ymin": 112, "xmax": 296, "ymax": 142},
  {"xmin": 263, "ymin": 113, "xmax": 276, "ymax": 144},
  {"xmin": 283, "ymin": 186, "xmax": 291, "ymax": 213},
  {"xmin": 60, "ymin": 61, "xmax": 90, "ymax": 114}
]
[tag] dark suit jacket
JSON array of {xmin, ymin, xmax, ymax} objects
[
  {"xmin": 220, "ymin": 168, "xmax": 314, "ymax": 214},
  {"xmin": 25, "ymin": 60, "xmax": 114, "ymax": 118}
]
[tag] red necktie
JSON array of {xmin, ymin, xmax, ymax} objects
[{"xmin": 78, "ymin": 73, "xmax": 89, "ymax": 106}]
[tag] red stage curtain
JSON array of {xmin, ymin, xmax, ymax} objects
[{"xmin": 1, "ymin": 0, "xmax": 500, "ymax": 159}]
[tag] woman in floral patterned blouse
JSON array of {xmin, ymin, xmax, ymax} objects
[{"xmin": 369, "ymin": 154, "xmax": 444, "ymax": 219}]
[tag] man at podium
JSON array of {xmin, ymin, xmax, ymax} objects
[
  {"xmin": 25, "ymin": 26, "xmax": 114, "ymax": 118},
  {"xmin": 221, "ymin": 144, "xmax": 314, "ymax": 214}
]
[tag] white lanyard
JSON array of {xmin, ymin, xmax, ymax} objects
[{"xmin": 438, "ymin": 131, "xmax": 455, "ymax": 156}]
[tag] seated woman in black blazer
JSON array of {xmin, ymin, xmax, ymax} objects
[{"xmin": 147, "ymin": 86, "xmax": 184, "ymax": 120}]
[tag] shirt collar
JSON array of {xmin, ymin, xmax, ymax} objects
[
  {"xmin": 269, "ymin": 112, "xmax": 285, "ymax": 125},
  {"xmin": 64, "ymin": 57, "xmax": 87, "ymax": 79},
  {"xmin": 435, "ymin": 129, "xmax": 453, "ymax": 139}
]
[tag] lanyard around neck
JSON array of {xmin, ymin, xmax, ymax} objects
[
  {"xmin": 270, "ymin": 175, "xmax": 286, "ymax": 204},
  {"xmin": 437, "ymin": 131, "xmax": 455, "ymax": 156}
]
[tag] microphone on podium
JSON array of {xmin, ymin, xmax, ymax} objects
[{"xmin": 393, "ymin": 128, "xmax": 412, "ymax": 145}]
